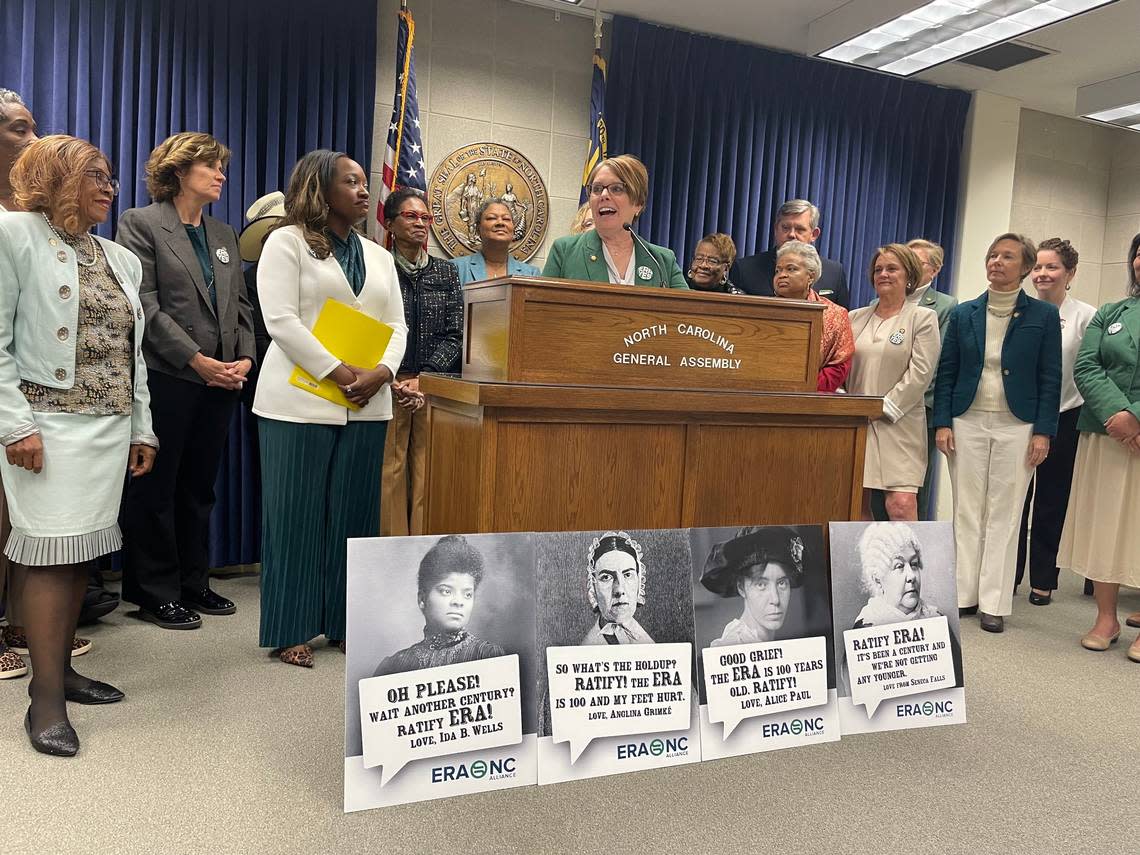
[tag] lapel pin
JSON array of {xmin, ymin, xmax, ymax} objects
[
  {"xmin": 637, "ymin": 265, "xmax": 653, "ymax": 280},
  {"xmin": 215, "ymin": 247, "xmax": 230, "ymax": 264},
  {"xmin": 889, "ymin": 329, "xmax": 905, "ymax": 345},
  {"xmin": 590, "ymin": 254, "xmax": 597, "ymax": 262},
  {"xmin": 1107, "ymin": 321, "xmax": 1123, "ymax": 335}
]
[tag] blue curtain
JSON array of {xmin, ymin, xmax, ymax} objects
[
  {"xmin": 1, "ymin": 0, "xmax": 377, "ymax": 567},
  {"xmin": 606, "ymin": 16, "xmax": 971, "ymax": 309}
]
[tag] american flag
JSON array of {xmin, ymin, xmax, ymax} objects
[{"xmin": 379, "ymin": 5, "xmax": 425, "ymax": 224}]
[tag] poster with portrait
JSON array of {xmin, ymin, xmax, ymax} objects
[
  {"xmin": 691, "ymin": 525, "xmax": 840, "ymax": 760},
  {"xmin": 535, "ymin": 529, "xmax": 700, "ymax": 785},
  {"xmin": 829, "ymin": 521, "xmax": 966, "ymax": 735},
  {"xmin": 344, "ymin": 533, "xmax": 538, "ymax": 811}
]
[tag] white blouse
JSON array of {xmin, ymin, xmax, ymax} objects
[{"xmin": 1058, "ymin": 295, "xmax": 1097, "ymax": 413}]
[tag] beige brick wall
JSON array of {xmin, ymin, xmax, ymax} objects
[{"xmin": 370, "ymin": 0, "xmax": 601, "ymax": 269}]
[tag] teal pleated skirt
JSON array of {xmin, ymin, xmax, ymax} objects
[{"xmin": 258, "ymin": 417, "xmax": 388, "ymax": 648}]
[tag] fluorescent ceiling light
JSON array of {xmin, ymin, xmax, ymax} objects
[
  {"xmin": 813, "ymin": 0, "xmax": 1116, "ymax": 77},
  {"xmin": 1077, "ymin": 72, "xmax": 1140, "ymax": 133}
]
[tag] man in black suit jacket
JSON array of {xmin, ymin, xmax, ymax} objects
[{"xmin": 731, "ymin": 199, "xmax": 850, "ymax": 308}]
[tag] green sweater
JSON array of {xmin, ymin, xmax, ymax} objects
[{"xmin": 1074, "ymin": 296, "xmax": 1140, "ymax": 435}]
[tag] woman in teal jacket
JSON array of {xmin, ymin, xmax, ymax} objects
[
  {"xmin": 1059, "ymin": 232, "xmax": 1140, "ymax": 662},
  {"xmin": 449, "ymin": 197, "xmax": 540, "ymax": 285},
  {"xmin": 933, "ymin": 233, "xmax": 1061, "ymax": 634},
  {"xmin": 543, "ymin": 154, "xmax": 687, "ymax": 289}
]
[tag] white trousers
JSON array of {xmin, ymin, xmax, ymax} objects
[{"xmin": 949, "ymin": 408, "xmax": 1034, "ymax": 616}]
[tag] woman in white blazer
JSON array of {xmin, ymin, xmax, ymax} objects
[
  {"xmin": 0, "ymin": 136, "xmax": 158, "ymax": 755},
  {"xmin": 847, "ymin": 243, "xmax": 942, "ymax": 521},
  {"xmin": 252, "ymin": 150, "xmax": 406, "ymax": 668}
]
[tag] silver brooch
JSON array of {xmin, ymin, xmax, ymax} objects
[
  {"xmin": 215, "ymin": 247, "xmax": 230, "ymax": 264},
  {"xmin": 637, "ymin": 265, "xmax": 653, "ymax": 280},
  {"xmin": 889, "ymin": 329, "xmax": 905, "ymax": 345},
  {"xmin": 1107, "ymin": 321, "xmax": 1123, "ymax": 335}
]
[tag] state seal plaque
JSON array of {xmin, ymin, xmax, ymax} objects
[{"xmin": 428, "ymin": 143, "xmax": 549, "ymax": 262}]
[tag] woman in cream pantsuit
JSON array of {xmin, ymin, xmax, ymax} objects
[{"xmin": 848, "ymin": 244, "xmax": 942, "ymax": 521}]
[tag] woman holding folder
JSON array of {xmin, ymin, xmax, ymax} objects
[{"xmin": 253, "ymin": 150, "xmax": 406, "ymax": 668}]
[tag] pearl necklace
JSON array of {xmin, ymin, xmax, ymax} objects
[{"xmin": 42, "ymin": 212, "xmax": 98, "ymax": 267}]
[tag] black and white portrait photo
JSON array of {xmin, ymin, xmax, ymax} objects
[
  {"xmin": 536, "ymin": 528, "xmax": 696, "ymax": 737},
  {"xmin": 829, "ymin": 521, "xmax": 965, "ymax": 698},
  {"xmin": 345, "ymin": 533, "xmax": 539, "ymax": 760},
  {"xmin": 692, "ymin": 525, "xmax": 835, "ymax": 702}
]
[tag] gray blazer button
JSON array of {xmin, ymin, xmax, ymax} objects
[
  {"xmin": 1003, "ymin": 368, "xmax": 1010, "ymax": 376},
  {"xmin": 57, "ymin": 327, "xmax": 69, "ymax": 341},
  {"xmin": 59, "ymin": 285, "xmax": 72, "ymax": 299},
  {"xmin": 55, "ymin": 368, "xmax": 67, "ymax": 381},
  {"xmin": 56, "ymin": 250, "xmax": 68, "ymax": 263}
]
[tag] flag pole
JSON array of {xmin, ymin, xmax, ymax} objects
[{"xmin": 594, "ymin": 1, "xmax": 602, "ymax": 50}]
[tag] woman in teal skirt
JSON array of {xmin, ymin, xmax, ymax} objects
[{"xmin": 252, "ymin": 150, "xmax": 406, "ymax": 667}]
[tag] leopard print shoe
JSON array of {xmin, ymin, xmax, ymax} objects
[
  {"xmin": 275, "ymin": 644, "xmax": 314, "ymax": 668},
  {"xmin": 0, "ymin": 646, "xmax": 28, "ymax": 679}
]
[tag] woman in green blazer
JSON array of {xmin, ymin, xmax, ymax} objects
[
  {"xmin": 542, "ymin": 154, "xmax": 687, "ymax": 289},
  {"xmin": 1058, "ymin": 232, "xmax": 1140, "ymax": 661}
]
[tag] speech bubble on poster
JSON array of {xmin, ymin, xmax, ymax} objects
[
  {"xmin": 844, "ymin": 615, "xmax": 954, "ymax": 717},
  {"xmin": 547, "ymin": 642, "xmax": 691, "ymax": 764},
  {"xmin": 701, "ymin": 636, "xmax": 828, "ymax": 739},
  {"xmin": 358, "ymin": 654, "xmax": 522, "ymax": 785}
]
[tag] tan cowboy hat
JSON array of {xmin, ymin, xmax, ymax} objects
[{"xmin": 238, "ymin": 191, "xmax": 286, "ymax": 262}]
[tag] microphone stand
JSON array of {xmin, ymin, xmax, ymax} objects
[{"xmin": 623, "ymin": 222, "xmax": 668, "ymax": 287}]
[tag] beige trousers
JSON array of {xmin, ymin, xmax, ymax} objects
[
  {"xmin": 380, "ymin": 400, "xmax": 428, "ymax": 537},
  {"xmin": 949, "ymin": 408, "xmax": 1034, "ymax": 616}
]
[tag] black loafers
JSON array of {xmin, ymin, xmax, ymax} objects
[
  {"xmin": 979, "ymin": 612, "xmax": 1005, "ymax": 633},
  {"xmin": 138, "ymin": 601, "xmax": 202, "ymax": 630},
  {"xmin": 25, "ymin": 709, "xmax": 79, "ymax": 757},
  {"xmin": 180, "ymin": 588, "xmax": 236, "ymax": 616},
  {"xmin": 1028, "ymin": 590, "xmax": 1052, "ymax": 606},
  {"xmin": 959, "ymin": 605, "xmax": 978, "ymax": 617}
]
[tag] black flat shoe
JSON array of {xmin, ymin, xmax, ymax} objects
[
  {"xmin": 138, "ymin": 601, "xmax": 202, "ymax": 630},
  {"xmin": 180, "ymin": 588, "xmax": 236, "ymax": 616},
  {"xmin": 1028, "ymin": 590, "xmax": 1052, "ymax": 606},
  {"xmin": 979, "ymin": 612, "xmax": 1005, "ymax": 633},
  {"xmin": 959, "ymin": 605, "xmax": 978, "ymax": 617},
  {"xmin": 65, "ymin": 680, "xmax": 124, "ymax": 705},
  {"xmin": 78, "ymin": 587, "xmax": 120, "ymax": 625},
  {"xmin": 25, "ymin": 709, "xmax": 79, "ymax": 756}
]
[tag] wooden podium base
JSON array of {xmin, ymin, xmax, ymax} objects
[{"xmin": 420, "ymin": 374, "xmax": 882, "ymax": 535}]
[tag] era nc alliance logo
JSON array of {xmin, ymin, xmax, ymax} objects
[
  {"xmin": 761, "ymin": 717, "xmax": 825, "ymax": 739},
  {"xmin": 896, "ymin": 700, "xmax": 954, "ymax": 718},
  {"xmin": 617, "ymin": 737, "xmax": 689, "ymax": 759},
  {"xmin": 431, "ymin": 757, "xmax": 517, "ymax": 783}
]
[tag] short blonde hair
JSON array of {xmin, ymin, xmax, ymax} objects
[
  {"xmin": 698, "ymin": 233, "xmax": 737, "ymax": 268},
  {"xmin": 869, "ymin": 243, "xmax": 925, "ymax": 295},
  {"xmin": 570, "ymin": 201, "xmax": 593, "ymax": 234},
  {"xmin": 907, "ymin": 238, "xmax": 944, "ymax": 270},
  {"xmin": 145, "ymin": 132, "xmax": 231, "ymax": 202},
  {"xmin": 11, "ymin": 135, "xmax": 110, "ymax": 234},
  {"xmin": 587, "ymin": 154, "xmax": 649, "ymax": 211},
  {"xmin": 987, "ymin": 232, "xmax": 1037, "ymax": 280}
]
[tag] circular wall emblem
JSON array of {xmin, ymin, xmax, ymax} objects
[{"xmin": 428, "ymin": 142, "xmax": 549, "ymax": 262}]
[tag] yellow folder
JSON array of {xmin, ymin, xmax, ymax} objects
[{"xmin": 288, "ymin": 298, "xmax": 394, "ymax": 410}]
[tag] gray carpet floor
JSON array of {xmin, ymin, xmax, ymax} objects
[{"xmin": 3, "ymin": 571, "xmax": 1137, "ymax": 855}]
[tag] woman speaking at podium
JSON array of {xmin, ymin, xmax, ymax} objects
[{"xmin": 542, "ymin": 154, "xmax": 687, "ymax": 289}]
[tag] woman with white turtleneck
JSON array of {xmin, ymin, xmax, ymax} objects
[{"xmin": 932, "ymin": 233, "xmax": 1062, "ymax": 634}]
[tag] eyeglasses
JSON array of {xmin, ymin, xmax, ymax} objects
[
  {"xmin": 588, "ymin": 182, "xmax": 627, "ymax": 197},
  {"xmin": 691, "ymin": 254, "xmax": 724, "ymax": 266},
  {"xmin": 396, "ymin": 211, "xmax": 434, "ymax": 224},
  {"xmin": 84, "ymin": 170, "xmax": 120, "ymax": 195}
]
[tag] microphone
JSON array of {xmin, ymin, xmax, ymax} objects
[{"xmin": 623, "ymin": 222, "xmax": 668, "ymax": 287}]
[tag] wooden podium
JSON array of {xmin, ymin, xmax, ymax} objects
[{"xmin": 420, "ymin": 277, "xmax": 881, "ymax": 534}]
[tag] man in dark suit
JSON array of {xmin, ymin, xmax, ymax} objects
[{"xmin": 731, "ymin": 199, "xmax": 849, "ymax": 308}]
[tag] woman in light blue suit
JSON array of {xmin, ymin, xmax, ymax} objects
[
  {"xmin": 0, "ymin": 136, "xmax": 159, "ymax": 755},
  {"xmin": 449, "ymin": 198, "xmax": 540, "ymax": 286}
]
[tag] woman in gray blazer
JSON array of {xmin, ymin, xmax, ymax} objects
[
  {"xmin": 116, "ymin": 133, "xmax": 256, "ymax": 630},
  {"xmin": 0, "ymin": 135, "xmax": 158, "ymax": 755}
]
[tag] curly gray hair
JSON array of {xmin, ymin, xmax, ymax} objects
[
  {"xmin": 0, "ymin": 88, "xmax": 27, "ymax": 123},
  {"xmin": 857, "ymin": 523, "xmax": 923, "ymax": 596},
  {"xmin": 775, "ymin": 239, "xmax": 822, "ymax": 284}
]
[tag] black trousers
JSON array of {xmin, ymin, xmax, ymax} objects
[
  {"xmin": 1016, "ymin": 406, "xmax": 1082, "ymax": 591},
  {"xmin": 122, "ymin": 371, "xmax": 238, "ymax": 609}
]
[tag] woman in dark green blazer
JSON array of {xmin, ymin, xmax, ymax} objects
[
  {"xmin": 933, "ymin": 233, "xmax": 1061, "ymax": 634},
  {"xmin": 542, "ymin": 154, "xmax": 687, "ymax": 289},
  {"xmin": 1058, "ymin": 232, "xmax": 1140, "ymax": 661}
]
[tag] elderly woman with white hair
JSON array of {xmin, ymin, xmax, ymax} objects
[
  {"xmin": 581, "ymin": 531, "xmax": 653, "ymax": 645},
  {"xmin": 771, "ymin": 240, "xmax": 854, "ymax": 392},
  {"xmin": 852, "ymin": 523, "xmax": 963, "ymax": 686}
]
